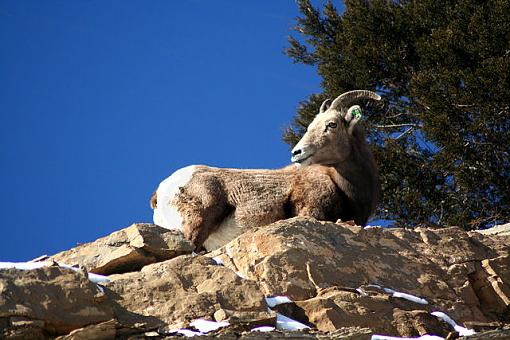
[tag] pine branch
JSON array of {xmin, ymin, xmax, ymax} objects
[
  {"xmin": 395, "ymin": 127, "xmax": 415, "ymax": 140},
  {"xmin": 374, "ymin": 123, "xmax": 421, "ymax": 129}
]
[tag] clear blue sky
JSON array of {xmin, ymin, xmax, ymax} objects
[{"xmin": 1, "ymin": 1, "xmax": 350, "ymax": 261}]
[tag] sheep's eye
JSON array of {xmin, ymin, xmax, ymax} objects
[{"xmin": 327, "ymin": 122, "xmax": 337, "ymax": 129}]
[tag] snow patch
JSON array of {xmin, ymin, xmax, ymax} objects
[
  {"xmin": 371, "ymin": 335, "xmax": 444, "ymax": 340},
  {"xmin": 153, "ymin": 165, "xmax": 196, "ymax": 230},
  {"xmin": 367, "ymin": 285, "xmax": 428, "ymax": 305},
  {"xmin": 212, "ymin": 257, "xmax": 224, "ymax": 266},
  {"xmin": 166, "ymin": 319, "xmax": 229, "ymax": 337},
  {"xmin": 0, "ymin": 261, "xmax": 47, "ymax": 270},
  {"xmin": 382, "ymin": 288, "xmax": 428, "ymax": 305},
  {"xmin": 0, "ymin": 261, "xmax": 111, "ymax": 284},
  {"xmin": 431, "ymin": 311, "xmax": 476, "ymax": 336},
  {"xmin": 265, "ymin": 296, "xmax": 293, "ymax": 308},
  {"xmin": 276, "ymin": 313, "xmax": 310, "ymax": 331},
  {"xmin": 364, "ymin": 225, "xmax": 382, "ymax": 229},
  {"xmin": 251, "ymin": 326, "xmax": 276, "ymax": 332},
  {"xmin": 174, "ymin": 329, "xmax": 202, "ymax": 337},
  {"xmin": 189, "ymin": 319, "xmax": 229, "ymax": 333},
  {"xmin": 356, "ymin": 287, "xmax": 368, "ymax": 296}
]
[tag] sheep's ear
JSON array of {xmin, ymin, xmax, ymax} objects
[
  {"xmin": 319, "ymin": 99, "xmax": 332, "ymax": 114},
  {"xmin": 345, "ymin": 105, "xmax": 362, "ymax": 132},
  {"xmin": 345, "ymin": 105, "xmax": 362, "ymax": 123}
]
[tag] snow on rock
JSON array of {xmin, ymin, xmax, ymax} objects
[
  {"xmin": 265, "ymin": 296, "xmax": 293, "ymax": 308},
  {"xmin": 367, "ymin": 285, "xmax": 429, "ymax": 305},
  {"xmin": 172, "ymin": 329, "xmax": 203, "ymax": 337},
  {"xmin": 212, "ymin": 257, "xmax": 224, "ymax": 265},
  {"xmin": 0, "ymin": 261, "xmax": 47, "ymax": 270},
  {"xmin": 371, "ymin": 335, "xmax": 444, "ymax": 340},
  {"xmin": 276, "ymin": 312, "xmax": 310, "ymax": 331},
  {"xmin": 58, "ymin": 264, "xmax": 111, "ymax": 283},
  {"xmin": 383, "ymin": 288, "xmax": 429, "ymax": 305},
  {"xmin": 167, "ymin": 319, "xmax": 230, "ymax": 337},
  {"xmin": 251, "ymin": 326, "xmax": 276, "ymax": 332},
  {"xmin": 189, "ymin": 319, "xmax": 230, "ymax": 333},
  {"xmin": 431, "ymin": 311, "xmax": 476, "ymax": 336},
  {"xmin": 0, "ymin": 261, "xmax": 111, "ymax": 283}
]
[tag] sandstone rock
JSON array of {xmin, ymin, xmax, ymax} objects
[
  {"xmin": 50, "ymin": 223, "xmax": 193, "ymax": 275},
  {"xmin": 209, "ymin": 217, "xmax": 510, "ymax": 333},
  {"xmin": 2, "ymin": 217, "xmax": 509, "ymax": 339},
  {"xmin": 105, "ymin": 254, "xmax": 274, "ymax": 328},
  {"xmin": 464, "ymin": 325, "xmax": 510, "ymax": 339},
  {"xmin": 56, "ymin": 319, "xmax": 117, "ymax": 340},
  {"xmin": 140, "ymin": 327, "xmax": 372, "ymax": 339},
  {"xmin": 271, "ymin": 287, "xmax": 450, "ymax": 336},
  {"xmin": 0, "ymin": 266, "xmax": 114, "ymax": 336}
]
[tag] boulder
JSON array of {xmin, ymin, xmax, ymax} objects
[
  {"xmin": 0, "ymin": 266, "xmax": 114, "ymax": 337},
  {"xmin": 50, "ymin": 223, "xmax": 194, "ymax": 275},
  {"xmin": 1, "ymin": 217, "xmax": 509, "ymax": 339},
  {"xmin": 209, "ymin": 217, "xmax": 510, "ymax": 330},
  {"xmin": 271, "ymin": 287, "xmax": 450, "ymax": 336},
  {"xmin": 104, "ymin": 254, "xmax": 274, "ymax": 328}
]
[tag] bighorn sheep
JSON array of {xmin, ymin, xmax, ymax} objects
[{"xmin": 151, "ymin": 90, "xmax": 381, "ymax": 251}]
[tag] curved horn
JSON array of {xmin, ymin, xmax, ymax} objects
[
  {"xmin": 319, "ymin": 98, "xmax": 332, "ymax": 113},
  {"xmin": 329, "ymin": 90, "xmax": 381, "ymax": 112}
]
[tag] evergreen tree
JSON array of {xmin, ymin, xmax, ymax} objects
[{"xmin": 285, "ymin": 0, "xmax": 510, "ymax": 229}]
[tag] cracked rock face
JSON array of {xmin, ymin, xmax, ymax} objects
[
  {"xmin": 104, "ymin": 254, "xmax": 274, "ymax": 327},
  {"xmin": 0, "ymin": 266, "xmax": 115, "ymax": 337},
  {"xmin": 1, "ymin": 219, "xmax": 509, "ymax": 339},
  {"xmin": 209, "ymin": 217, "xmax": 510, "ymax": 330},
  {"xmin": 50, "ymin": 223, "xmax": 194, "ymax": 275}
]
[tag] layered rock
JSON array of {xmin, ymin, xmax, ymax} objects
[
  {"xmin": 50, "ymin": 223, "xmax": 194, "ymax": 275},
  {"xmin": 0, "ymin": 266, "xmax": 114, "ymax": 337},
  {"xmin": 210, "ymin": 217, "xmax": 510, "ymax": 333},
  {"xmin": 105, "ymin": 254, "xmax": 274, "ymax": 327},
  {"xmin": 1, "ymin": 219, "xmax": 509, "ymax": 339}
]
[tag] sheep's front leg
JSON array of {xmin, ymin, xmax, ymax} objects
[
  {"xmin": 177, "ymin": 180, "xmax": 229, "ymax": 249},
  {"xmin": 289, "ymin": 172, "xmax": 344, "ymax": 222},
  {"xmin": 180, "ymin": 203, "xmax": 218, "ymax": 249}
]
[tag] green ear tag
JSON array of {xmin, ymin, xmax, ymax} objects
[{"xmin": 352, "ymin": 107, "xmax": 362, "ymax": 119}]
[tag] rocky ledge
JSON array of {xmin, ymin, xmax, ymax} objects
[{"xmin": 1, "ymin": 218, "xmax": 509, "ymax": 339}]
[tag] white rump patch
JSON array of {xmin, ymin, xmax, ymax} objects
[{"xmin": 153, "ymin": 165, "xmax": 196, "ymax": 231}]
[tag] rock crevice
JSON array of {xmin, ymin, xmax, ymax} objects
[{"xmin": 1, "ymin": 218, "xmax": 509, "ymax": 338}]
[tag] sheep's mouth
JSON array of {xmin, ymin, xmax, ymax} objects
[{"xmin": 291, "ymin": 153, "xmax": 312, "ymax": 164}]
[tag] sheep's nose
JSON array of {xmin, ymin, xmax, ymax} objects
[{"xmin": 292, "ymin": 149, "xmax": 302, "ymax": 156}]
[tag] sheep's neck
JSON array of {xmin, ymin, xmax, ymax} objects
[{"xmin": 330, "ymin": 150, "xmax": 378, "ymax": 203}]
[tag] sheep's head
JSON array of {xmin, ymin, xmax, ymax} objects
[{"xmin": 291, "ymin": 90, "xmax": 381, "ymax": 166}]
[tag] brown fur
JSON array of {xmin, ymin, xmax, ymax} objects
[
  {"xmin": 152, "ymin": 91, "xmax": 381, "ymax": 249},
  {"xmin": 150, "ymin": 191, "xmax": 157, "ymax": 209},
  {"xmin": 153, "ymin": 151, "xmax": 379, "ymax": 248}
]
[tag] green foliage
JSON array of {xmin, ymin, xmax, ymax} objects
[{"xmin": 285, "ymin": 0, "xmax": 510, "ymax": 229}]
